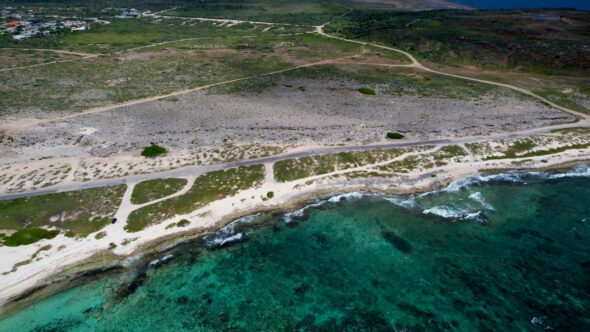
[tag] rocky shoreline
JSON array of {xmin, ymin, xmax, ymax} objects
[{"xmin": 2, "ymin": 156, "xmax": 589, "ymax": 317}]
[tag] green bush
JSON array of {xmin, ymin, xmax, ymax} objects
[
  {"xmin": 141, "ymin": 143, "xmax": 167, "ymax": 158},
  {"xmin": 177, "ymin": 219, "xmax": 190, "ymax": 227},
  {"xmin": 266, "ymin": 191, "xmax": 274, "ymax": 199},
  {"xmin": 358, "ymin": 87, "xmax": 376, "ymax": 95},
  {"xmin": 3, "ymin": 228, "xmax": 60, "ymax": 247},
  {"xmin": 386, "ymin": 132, "xmax": 405, "ymax": 139},
  {"xmin": 94, "ymin": 231, "xmax": 107, "ymax": 240}
]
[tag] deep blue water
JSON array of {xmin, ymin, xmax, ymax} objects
[
  {"xmin": 452, "ymin": 0, "xmax": 590, "ymax": 10},
  {"xmin": 1, "ymin": 166, "xmax": 590, "ymax": 330}
]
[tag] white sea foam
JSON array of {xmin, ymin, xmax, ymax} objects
[
  {"xmin": 546, "ymin": 163, "xmax": 590, "ymax": 179},
  {"xmin": 413, "ymin": 165, "xmax": 590, "ymax": 221},
  {"xmin": 463, "ymin": 211, "xmax": 487, "ymax": 223},
  {"xmin": 161, "ymin": 254, "xmax": 174, "ymax": 262},
  {"xmin": 442, "ymin": 164, "xmax": 590, "ymax": 193},
  {"xmin": 423, "ymin": 205, "xmax": 486, "ymax": 222},
  {"xmin": 149, "ymin": 253, "xmax": 174, "ymax": 267},
  {"xmin": 423, "ymin": 205, "xmax": 468, "ymax": 219},
  {"xmin": 204, "ymin": 214, "xmax": 259, "ymax": 247},
  {"xmin": 444, "ymin": 172, "xmax": 524, "ymax": 193},
  {"xmin": 468, "ymin": 192, "xmax": 495, "ymax": 211},
  {"xmin": 205, "ymin": 232, "xmax": 247, "ymax": 248},
  {"xmin": 218, "ymin": 214, "xmax": 259, "ymax": 235},
  {"xmin": 283, "ymin": 201, "xmax": 325, "ymax": 223},
  {"xmin": 121, "ymin": 255, "xmax": 143, "ymax": 268},
  {"xmin": 283, "ymin": 193, "xmax": 367, "ymax": 224},
  {"xmin": 384, "ymin": 197, "xmax": 416, "ymax": 209},
  {"xmin": 283, "ymin": 208, "xmax": 305, "ymax": 224},
  {"xmin": 327, "ymin": 192, "xmax": 365, "ymax": 203}
]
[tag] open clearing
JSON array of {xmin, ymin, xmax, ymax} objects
[{"xmin": 2, "ymin": 65, "xmax": 572, "ymax": 166}]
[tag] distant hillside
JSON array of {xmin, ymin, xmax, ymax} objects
[
  {"xmin": 0, "ymin": 0, "xmax": 194, "ymax": 9},
  {"xmin": 328, "ymin": 9, "xmax": 590, "ymax": 75},
  {"xmin": 0, "ymin": 0, "xmax": 468, "ymax": 11},
  {"xmin": 347, "ymin": 0, "xmax": 470, "ymax": 10}
]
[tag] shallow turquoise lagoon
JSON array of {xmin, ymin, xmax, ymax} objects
[{"xmin": 1, "ymin": 167, "xmax": 590, "ymax": 331}]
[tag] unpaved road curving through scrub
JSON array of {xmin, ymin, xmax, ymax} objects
[{"xmin": 314, "ymin": 25, "xmax": 588, "ymax": 120}]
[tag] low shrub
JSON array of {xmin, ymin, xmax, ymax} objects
[
  {"xmin": 3, "ymin": 228, "xmax": 60, "ymax": 246},
  {"xmin": 141, "ymin": 143, "xmax": 167, "ymax": 158},
  {"xmin": 358, "ymin": 87, "xmax": 376, "ymax": 95},
  {"xmin": 177, "ymin": 219, "xmax": 190, "ymax": 227},
  {"xmin": 386, "ymin": 132, "xmax": 405, "ymax": 139}
]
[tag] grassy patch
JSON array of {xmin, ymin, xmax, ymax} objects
[
  {"xmin": 126, "ymin": 165, "xmax": 264, "ymax": 232},
  {"xmin": 535, "ymin": 88, "xmax": 589, "ymax": 114},
  {"xmin": 358, "ymin": 87, "xmax": 375, "ymax": 95},
  {"xmin": 379, "ymin": 155, "xmax": 421, "ymax": 173},
  {"xmin": 211, "ymin": 64, "xmax": 509, "ymax": 102},
  {"xmin": 482, "ymin": 138, "xmax": 536, "ymax": 159},
  {"xmin": 0, "ymin": 48, "xmax": 79, "ymax": 70},
  {"xmin": 131, "ymin": 178, "xmax": 187, "ymax": 205},
  {"xmin": 141, "ymin": 143, "xmax": 167, "ymax": 158},
  {"xmin": 0, "ymin": 185, "xmax": 126, "ymax": 239},
  {"xmin": 164, "ymin": 1, "xmax": 350, "ymax": 25},
  {"xmin": 485, "ymin": 143, "xmax": 590, "ymax": 160},
  {"xmin": 0, "ymin": 17, "xmax": 309, "ymax": 53},
  {"xmin": 433, "ymin": 145, "xmax": 467, "ymax": 161},
  {"xmin": 165, "ymin": 219, "xmax": 191, "ymax": 229},
  {"xmin": 2, "ymin": 228, "xmax": 60, "ymax": 247},
  {"xmin": 274, "ymin": 149, "xmax": 403, "ymax": 182},
  {"xmin": 2, "ymin": 33, "xmax": 345, "ymax": 115},
  {"xmin": 94, "ymin": 231, "xmax": 107, "ymax": 240},
  {"xmin": 551, "ymin": 127, "xmax": 590, "ymax": 134},
  {"xmin": 386, "ymin": 132, "xmax": 404, "ymax": 139}
]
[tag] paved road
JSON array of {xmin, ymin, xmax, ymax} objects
[{"xmin": 1, "ymin": 118, "xmax": 587, "ymax": 201}]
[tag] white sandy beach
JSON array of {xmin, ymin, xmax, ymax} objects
[{"xmin": 1, "ymin": 145, "xmax": 589, "ymax": 309}]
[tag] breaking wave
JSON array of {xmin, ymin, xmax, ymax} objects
[
  {"xmin": 442, "ymin": 164, "xmax": 590, "ymax": 193},
  {"xmin": 283, "ymin": 201, "xmax": 324, "ymax": 224},
  {"xmin": 327, "ymin": 192, "xmax": 365, "ymax": 203},
  {"xmin": 423, "ymin": 205, "xmax": 487, "ymax": 222},
  {"xmin": 468, "ymin": 192, "xmax": 495, "ymax": 211},
  {"xmin": 383, "ymin": 197, "xmax": 417, "ymax": 209},
  {"xmin": 413, "ymin": 164, "xmax": 590, "ymax": 200},
  {"xmin": 206, "ymin": 233, "xmax": 247, "ymax": 248},
  {"xmin": 546, "ymin": 163, "xmax": 590, "ymax": 179},
  {"xmin": 149, "ymin": 254, "xmax": 174, "ymax": 268},
  {"xmin": 206, "ymin": 163, "xmax": 589, "ymax": 246},
  {"xmin": 203, "ymin": 214, "xmax": 259, "ymax": 248},
  {"xmin": 284, "ymin": 192, "xmax": 368, "ymax": 223}
]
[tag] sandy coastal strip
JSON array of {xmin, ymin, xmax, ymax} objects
[{"xmin": 1, "ymin": 148, "xmax": 589, "ymax": 312}]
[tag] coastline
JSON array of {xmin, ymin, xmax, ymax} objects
[{"xmin": 1, "ymin": 153, "xmax": 590, "ymax": 316}]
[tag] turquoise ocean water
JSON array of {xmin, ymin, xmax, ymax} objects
[{"xmin": 1, "ymin": 166, "xmax": 590, "ymax": 331}]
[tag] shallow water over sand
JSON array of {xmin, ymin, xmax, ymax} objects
[{"xmin": 1, "ymin": 168, "xmax": 590, "ymax": 331}]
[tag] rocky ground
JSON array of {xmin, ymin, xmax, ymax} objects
[{"xmin": 1, "ymin": 78, "xmax": 573, "ymax": 162}]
